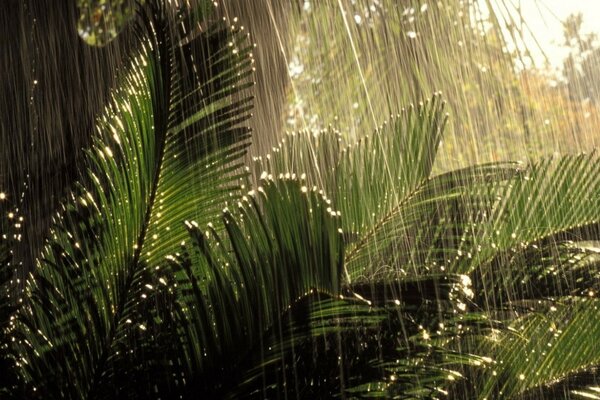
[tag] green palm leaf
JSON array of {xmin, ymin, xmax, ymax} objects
[
  {"xmin": 166, "ymin": 177, "xmax": 344, "ymax": 396},
  {"xmin": 256, "ymin": 95, "xmax": 447, "ymax": 229},
  {"xmin": 472, "ymin": 241, "xmax": 600, "ymax": 308},
  {"xmin": 255, "ymin": 94, "xmax": 522, "ymax": 282},
  {"xmin": 14, "ymin": 4, "xmax": 253, "ymax": 398},
  {"xmin": 450, "ymin": 153, "xmax": 600, "ymax": 275},
  {"xmin": 252, "ymin": 90, "xmax": 600, "ymax": 398},
  {"xmin": 434, "ymin": 154, "xmax": 600, "ymax": 399},
  {"xmin": 477, "ymin": 298, "xmax": 600, "ymax": 399},
  {"xmin": 463, "ymin": 240, "xmax": 600, "ymax": 398},
  {"xmin": 165, "ymin": 177, "xmax": 488, "ymax": 398},
  {"xmin": 344, "ymin": 162, "xmax": 521, "ymax": 281}
]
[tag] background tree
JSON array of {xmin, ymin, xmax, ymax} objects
[{"xmin": 562, "ymin": 13, "xmax": 600, "ymax": 103}]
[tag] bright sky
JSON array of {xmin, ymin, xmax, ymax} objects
[
  {"xmin": 481, "ymin": 0, "xmax": 600, "ymax": 70},
  {"xmin": 521, "ymin": 0, "xmax": 600, "ymax": 69}
]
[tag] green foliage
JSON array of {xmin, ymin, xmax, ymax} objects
[
  {"xmin": 1, "ymin": 1, "xmax": 600, "ymax": 399},
  {"xmin": 257, "ymin": 96, "xmax": 521, "ymax": 281},
  {"xmin": 257, "ymin": 87, "xmax": 600, "ymax": 398},
  {"xmin": 169, "ymin": 178, "xmax": 345, "ymax": 393},
  {"xmin": 168, "ymin": 178, "xmax": 347, "ymax": 396},
  {"xmin": 14, "ymin": 3, "xmax": 252, "ymax": 398}
]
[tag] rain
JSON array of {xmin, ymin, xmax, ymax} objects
[{"xmin": 1, "ymin": 0, "xmax": 600, "ymax": 398}]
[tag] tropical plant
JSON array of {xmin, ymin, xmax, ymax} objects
[
  {"xmin": 257, "ymin": 96, "xmax": 600, "ymax": 398},
  {"xmin": 2, "ymin": 1, "xmax": 600, "ymax": 399}
]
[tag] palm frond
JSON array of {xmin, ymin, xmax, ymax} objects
[
  {"xmin": 450, "ymin": 153, "xmax": 600, "ymax": 275},
  {"xmin": 257, "ymin": 95, "xmax": 459, "ymax": 277},
  {"xmin": 344, "ymin": 162, "xmax": 521, "ymax": 281},
  {"xmin": 349, "ymin": 151, "xmax": 600, "ymax": 285},
  {"xmin": 253, "ymin": 92, "xmax": 600, "ymax": 398},
  {"xmin": 477, "ymin": 298, "xmax": 600, "ymax": 399},
  {"xmin": 457, "ymin": 238, "xmax": 600, "ymax": 398},
  {"xmin": 164, "ymin": 176, "xmax": 491, "ymax": 398},
  {"xmin": 472, "ymin": 241, "xmax": 600, "ymax": 311},
  {"xmin": 258, "ymin": 94, "xmax": 529, "ymax": 282},
  {"xmin": 257, "ymin": 95, "xmax": 446, "ymax": 222},
  {"xmin": 230, "ymin": 291, "xmax": 490, "ymax": 400},
  {"xmin": 166, "ymin": 177, "xmax": 344, "ymax": 396},
  {"xmin": 342, "ymin": 275, "xmax": 496, "ymax": 399},
  {"xmin": 14, "ymin": 4, "xmax": 253, "ymax": 398}
]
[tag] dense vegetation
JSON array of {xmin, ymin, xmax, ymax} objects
[{"xmin": 1, "ymin": 1, "xmax": 600, "ymax": 399}]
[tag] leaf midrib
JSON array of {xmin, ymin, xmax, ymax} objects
[{"xmin": 86, "ymin": 26, "xmax": 173, "ymax": 397}]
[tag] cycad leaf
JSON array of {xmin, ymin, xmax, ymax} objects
[
  {"xmin": 336, "ymin": 95, "xmax": 447, "ymax": 236},
  {"xmin": 267, "ymin": 95, "xmax": 447, "ymax": 235},
  {"xmin": 458, "ymin": 238, "xmax": 600, "ymax": 399},
  {"xmin": 352, "ymin": 152, "xmax": 600, "ymax": 284},
  {"xmin": 16, "ymin": 5, "xmax": 253, "ymax": 398},
  {"xmin": 256, "ymin": 95, "xmax": 450, "ymax": 281},
  {"xmin": 477, "ymin": 298, "xmax": 600, "ymax": 399},
  {"xmin": 453, "ymin": 153, "xmax": 600, "ymax": 275},
  {"xmin": 345, "ymin": 162, "xmax": 521, "ymax": 280},
  {"xmin": 224, "ymin": 272, "xmax": 490, "ymax": 399},
  {"xmin": 472, "ymin": 241, "xmax": 600, "ymax": 310},
  {"xmin": 254, "ymin": 126, "xmax": 344, "ymax": 195},
  {"xmin": 167, "ymin": 177, "xmax": 345, "ymax": 396}
]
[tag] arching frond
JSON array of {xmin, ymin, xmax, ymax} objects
[
  {"xmin": 253, "ymin": 94, "xmax": 600, "ymax": 398},
  {"xmin": 449, "ymin": 153, "xmax": 600, "ymax": 275},
  {"xmin": 477, "ymin": 298, "xmax": 600, "ymax": 399},
  {"xmin": 161, "ymin": 177, "xmax": 488, "ymax": 398},
  {"xmin": 255, "ymin": 94, "xmax": 523, "ymax": 282},
  {"xmin": 166, "ymin": 177, "xmax": 345, "ymax": 396},
  {"xmin": 14, "ymin": 4, "xmax": 253, "ymax": 398}
]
